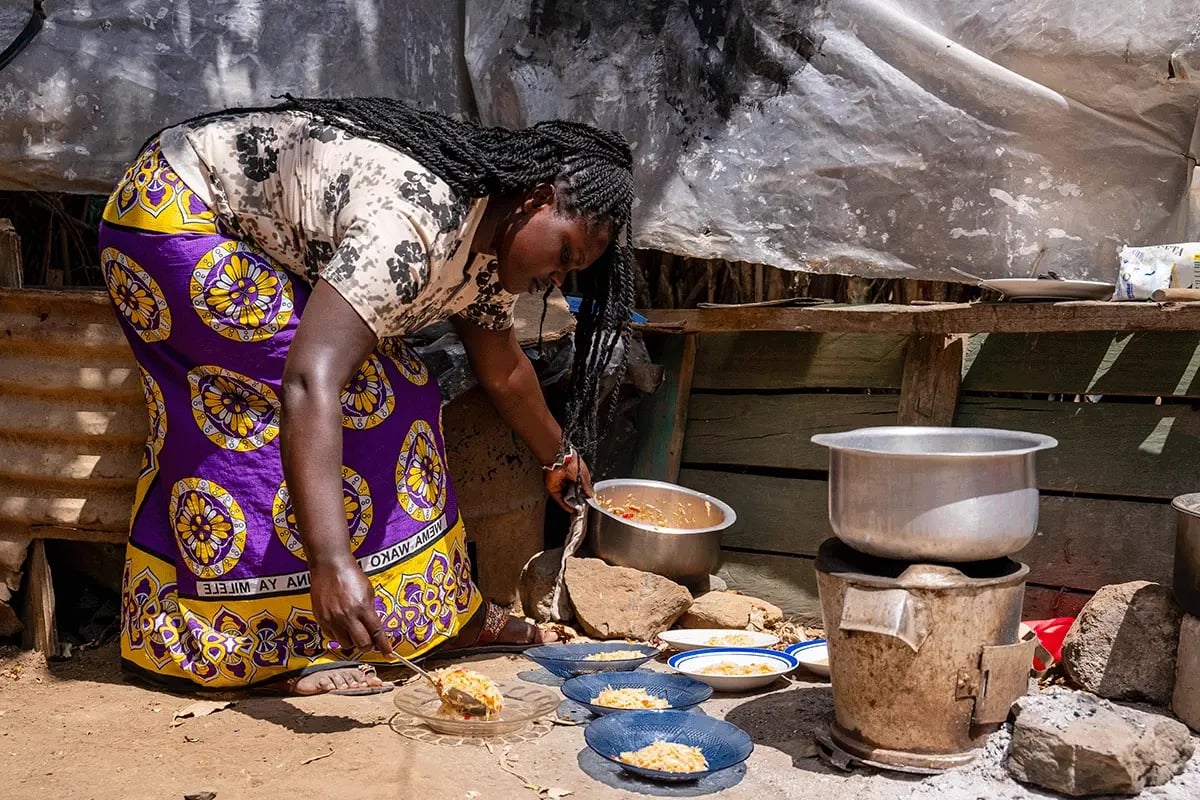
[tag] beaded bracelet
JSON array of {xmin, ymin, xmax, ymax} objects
[{"xmin": 542, "ymin": 444, "xmax": 577, "ymax": 472}]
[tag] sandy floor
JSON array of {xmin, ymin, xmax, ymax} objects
[{"xmin": 2, "ymin": 643, "xmax": 1198, "ymax": 800}]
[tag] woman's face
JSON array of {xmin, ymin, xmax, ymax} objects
[{"xmin": 494, "ymin": 186, "xmax": 612, "ymax": 295}]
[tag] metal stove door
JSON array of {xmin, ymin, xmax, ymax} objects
[{"xmin": 957, "ymin": 638, "xmax": 1037, "ymax": 725}]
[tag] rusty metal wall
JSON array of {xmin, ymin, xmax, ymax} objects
[
  {"xmin": 0, "ymin": 288, "xmax": 143, "ymax": 543},
  {"xmin": 0, "ymin": 288, "xmax": 548, "ymax": 606}
]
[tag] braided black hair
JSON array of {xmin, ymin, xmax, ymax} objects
[{"xmin": 170, "ymin": 96, "xmax": 635, "ymax": 462}]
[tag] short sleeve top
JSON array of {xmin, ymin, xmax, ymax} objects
[{"xmin": 157, "ymin": 110, "xmax": 518, "ymax": 337}]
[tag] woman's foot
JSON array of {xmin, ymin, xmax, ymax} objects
[
  {"xmin": 282, "ymin": 664, "xmax": 385, "ymax": 696},
  {"xmin": 443, "ymin": 602, "xmax": 559, "ymax": 651}
]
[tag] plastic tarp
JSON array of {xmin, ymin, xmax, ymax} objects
[{"xmin": 3, "ymin": 1, "xmax": 1200, "ymax": 281}]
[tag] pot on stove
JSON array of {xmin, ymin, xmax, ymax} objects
[{"xmin": 811, "ymin": 426, "xmax": 1058, "ymax": 562}]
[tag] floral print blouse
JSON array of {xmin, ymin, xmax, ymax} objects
[{"xmin": 158, "ymin": 111, "xmax": 518, "ymax": 337}]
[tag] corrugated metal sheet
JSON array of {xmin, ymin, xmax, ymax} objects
[
  {"xmin": 0, "ymin": 288, "xmax": 549, "ymax": 603},
  {"xmin": 0, "ymin": 288, "xmax": 142, "ymax": 542}
]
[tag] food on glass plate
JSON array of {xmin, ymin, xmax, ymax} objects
[{"xmin": 433, "ymin": 666, "xmax": 503, "ymax": 719}]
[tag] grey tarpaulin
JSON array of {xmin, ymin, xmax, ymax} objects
[{"xmin": 2, "ymin": 1, "xmax": 1199, "ymax": 281}]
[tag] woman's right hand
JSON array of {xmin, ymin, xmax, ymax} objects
[{"xmin": 309, "ymin": 558, "xmax": 394, "ymax": 657}]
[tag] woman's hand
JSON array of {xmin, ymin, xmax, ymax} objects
[
  {"xmin": 545, "ymin": 452, "xmax": 593, "ymax": 513},
  {"xmin": 309, "ymin": 556, "xmax": 394, "ymax": 657}
]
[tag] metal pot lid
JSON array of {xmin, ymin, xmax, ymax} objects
[
  {"xmin": 814, "ymin": 538, "xmax": 1028, "ymax": 590},
  {"xmin": 1172, "ymin": 493, "xmax": 1200, "ymax": 516}
]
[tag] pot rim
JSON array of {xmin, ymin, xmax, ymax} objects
[
  {"xmin": 1172, "ymin": 492, "xmax": 1200, "ymax": 516},
  {"xmin": 811, "ymin": 426, "xmax": 1058, "ymax": 458},
  {"xmin": 587, "ymin": 478, "xmax": 737, "ymax": 535}
]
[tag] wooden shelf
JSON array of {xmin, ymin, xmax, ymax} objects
[{"xmin": 639, "ymin": 301, "xmax": 1200, "ymax": 335}]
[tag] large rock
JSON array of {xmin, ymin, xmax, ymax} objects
[
  {"xmin": 1008, "ymin": 689, "xmax": 1194, "ymax": 796},
  {"xmin": 681, "ymin": 591, "xmax": 783, "ymax": 630},
  {"xmin": 565, "ymin": 557, "xmax": 692, "ymax": 641},
  {"xmin": 1174, "ymin": 614, "xmax": 1200, "ymax": 732},
  {"xmin": 0, "ymin": 539, "xmax": 29, "ymax": 638},
  {"xmin": 1061, "ymin": 581, "xmax": 1182, "ymax": 705},
  {"xmin": 518, "ymin": 548, "xmax": 569, "ymax": 624}
]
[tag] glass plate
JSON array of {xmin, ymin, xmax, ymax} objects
[{"xmin": 393, "ymin": 680, "xmax": 558, "ymax": 736}]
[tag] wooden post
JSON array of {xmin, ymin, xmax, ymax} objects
[
  {"xmin": 898, "ymin": 334, "xmax": 964, "ymax": 426},
  {"xmin": 0, "ymin": 219, "xmax": 20, "ymax": 289},
  {"xmin": 21, "ymin": 539, "xmax": 63, "ymax": 657},
  {"xmin": 631, "ymin": 333, "xmax": 698, "ymax": 482}
]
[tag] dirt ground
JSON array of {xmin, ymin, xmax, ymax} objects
[{"xmin": 2, "ymin": 643, "xmax": 1198, "ymax": 800}]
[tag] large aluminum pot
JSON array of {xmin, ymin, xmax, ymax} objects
[
  {"xmin": 585, "ymin": 478, "xmax": 736, "ymax": 587},
  {"xmin": 1172, "ymin": 493, "xmax": 1200, "ymax": 617},
  {"xmin": 811, "ymin": 427, "xmax": 1058, "ymax": 562}
]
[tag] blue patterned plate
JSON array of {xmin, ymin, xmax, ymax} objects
[
  {"xmin": 523, "ymin": 642, "xmax": 660, "ymax": 679},
  {"xmin": 561, "ymin": 670, "xmax": 712, "ymax": 715},
  {"xmin": 584, "ymin": 709, "xmax": 754, "ymax": 782}
]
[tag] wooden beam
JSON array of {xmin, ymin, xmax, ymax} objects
[
  {"xmin": 692, "ymin": 332, "xmax": 907, "ymax": 391},
  {"xmin": 685, "ymin": 392, "xmax": 1200, "ymax": 500},
  {"xmin": 0, "ymin": 219, "xmax": 21, "ymax": 289},
  {"xmin": 639, "ymin": 301, "xmax": 1200, "ymax": 335},
  {"xmin": 631, "ymin": 333, "xmax": 697, "ymax": 482},
  {"xmin": 898, "ymin": 334, "xmax": 963, "ymax": 426},
  {"xmin": 21, "ymin": 539, "xmax": 63, "ymax": 657}
]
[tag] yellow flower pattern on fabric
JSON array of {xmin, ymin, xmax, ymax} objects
[
  {"xmin": 102, "ymin": 248, "xmax": 172, "ymax": 343},
  {"xmin": 396, "ymin": 420, "xmax": 446, "ymax": 522},
  {"xmin": 102, "ymin": 140, "xmax": 218, "ymax": 234},
  {"xmin": 169, "ymin": 478, "xmax": 247, "ymax": 579},
  {"xmin": 188, "ymin": 366, "xmax": 280, "ymax": 451},
  {"xmin": 380, "ymin": 337, "xmax": 429, "ymax": 386},
  {"xmin": 272, "ymin": 468, "xmax": 373, "ymax": 561},
  {"xmin": 341, "ymin": 354, "xmax": 395, "ymax": 430},
  {"xmin": 190, "ymin": 241, "xmax": 293, "ymax": 342}
]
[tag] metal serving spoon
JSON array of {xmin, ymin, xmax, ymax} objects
[{"xmin": 392, "ymin": 653, "xmax": 490, "ymax": 717}]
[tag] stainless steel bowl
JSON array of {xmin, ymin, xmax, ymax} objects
[
  {"xmin": 811, "ymin": 427, "xmax": 1058, "ymax": 562},
  {"xmin": 585, "ymin": 478, "xmax": 736, "ymax": 586}
]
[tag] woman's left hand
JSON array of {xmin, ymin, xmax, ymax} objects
[{"xmin": 545, "ymin": 453, "xmax": 593, "ymax": 514}]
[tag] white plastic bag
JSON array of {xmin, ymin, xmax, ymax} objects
[{"xmin": 1115, "ymin": 243, "xmax": 1200, "ymax": 301}]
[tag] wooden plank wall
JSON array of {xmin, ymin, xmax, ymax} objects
[{"xmin": 650, "ymin": 330, "xmax": 1195, "ymax": 623}]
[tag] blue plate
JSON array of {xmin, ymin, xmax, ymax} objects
[
  {"xmin": 584, "ymin": 709, "xmax": 754, "ymax": 782},
  {"xmin": 523, "ymin": 642, "xmax": 660, "ymax": 679},
  {"xmin": 561, "ymin": 671, "xmax": 712, "ymax": 715}
]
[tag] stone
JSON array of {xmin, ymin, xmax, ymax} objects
[
  {"xmin": 1174, "ymin": 614, "xmax": 1200, "ymax": 732},
  {"xmin": 518, "ymin": 548, "xmax": 570, "ymax": 624},
  {"xmin": 681, "ymin": 591, "xmax": 783, "ymax": 631},
  {"xmin": 564, "ymin": 557, "xmax": 692, "ymax": 641},
  {"xmin": 1061, "ymin": 580, "xmax": 1182, "ymax": 705},
  {"xmin": 1008, "ymin": 689, "xmax": 1194, "ymax": 796},
  {"xmin": 0, "ymin": 539, "xmax": 29, "ymax": 638}
]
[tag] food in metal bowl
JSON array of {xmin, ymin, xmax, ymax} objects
[
  {"xmin": 619, "ymin": 741, "xmax": 709, "ymax": 773},
  {"xmin": 596, "ymin": 493, "xmax": 701, "ymax": 528},
  {"xmin": 591, "ymin": 686, "xmax": 670, "ymax": 709}
]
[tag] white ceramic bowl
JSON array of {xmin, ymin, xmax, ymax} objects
[
  {"xmin": 658, "ymin": 629, "xmax": 780, "ymax": 652},
  {"xmin": 786, "ymin": 640, "xmax": 830, "ymax": 678},
  {"xmin": 667, "ymin": 647, "xmax": 797, "ymax": 692}
]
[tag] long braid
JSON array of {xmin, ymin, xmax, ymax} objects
[{"xmin": 169, "ymin": 96, "xmax": 636, "ymax": 462}]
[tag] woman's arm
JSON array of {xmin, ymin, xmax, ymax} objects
[
  {"xmin": 280, "ymin": 279, "xmax": 393, "ymax": 656},
  {"xmin": 453, "ymin": 318, "xmax": 592, "ymax": 511}
]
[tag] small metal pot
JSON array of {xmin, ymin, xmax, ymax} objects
[
  {"xmin": 811, "ymin": 427, "xmax": 1058, "ymax": 563},
  {"xmin": 1172, "ymin": 493, "xmax": 1200, "ymax": 617},
  {"xmin": 585, "ymin": 478, "xmax": 736, "ymax": 587}
]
